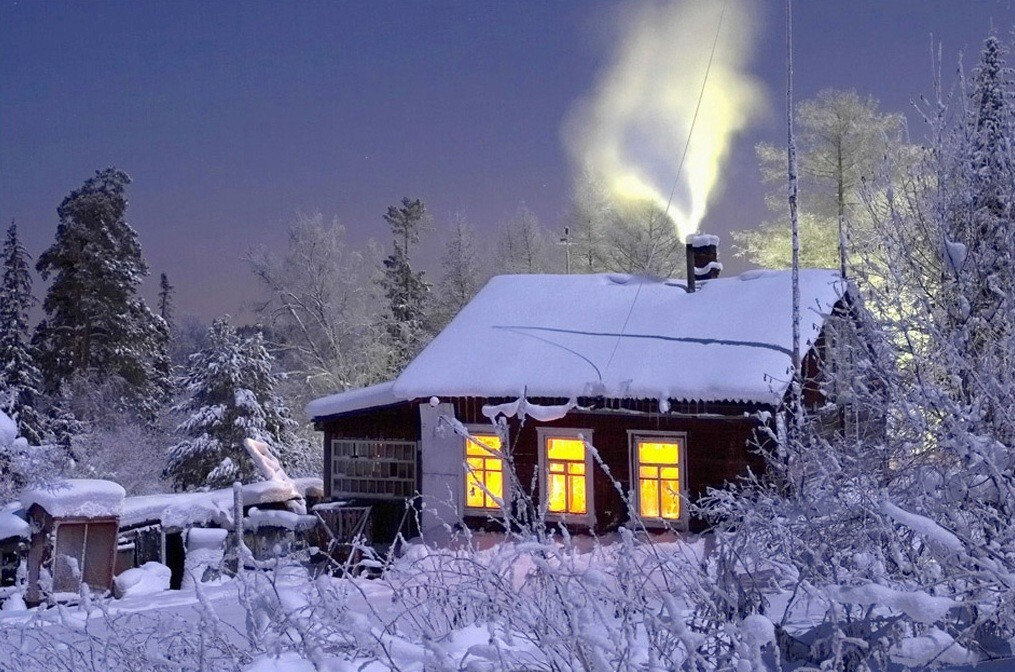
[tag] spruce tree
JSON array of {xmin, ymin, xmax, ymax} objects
[
  {"xmin": 34, "ymin": 168, "xmax": 171, "ymax": 423},
  {"xmin": 158, "ymin": 272, "xmax": 174, "ymax": 327},
  {"xmin": 379, "ymin": 198, "xmax": 431, "ymax": 374},
  {"xmin": 165, "ymin": 318, "xmax": 300, "ymax": 490},
  {"xmin": 0, "ymin": 222, "xmax": 45, "ymax": 445}
]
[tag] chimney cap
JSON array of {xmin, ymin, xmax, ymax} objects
[{"xmin": 687, "ymin": 233, "xmax": 720, "ymax": 248}]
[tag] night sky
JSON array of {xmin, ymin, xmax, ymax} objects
[{"xmin": 2, "ymin": 1, "xmax": 1012, "ymax": 321}]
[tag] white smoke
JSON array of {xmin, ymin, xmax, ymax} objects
[{"xmin": 563, "ymin": 0, "xmax": 766, "ymax": 240}]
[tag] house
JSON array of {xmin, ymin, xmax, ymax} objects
[{"xmin": 308, "ymin": 240, "xmax": 852, "ymax": 542}]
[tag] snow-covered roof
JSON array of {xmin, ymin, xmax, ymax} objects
[
  {"xmin": 308, "ymin": 269, "xmax": 848, "ymax": 417},
  {"xmin": 305, "ymin": 381, "xmax": 400, "ymax": 419},
  {"xmin": 120, "ymin": 477, "xmax": 322, "ymax": 529},
  {"xmin": 0, "ymin": 511, "xmax": 29, "ymax": 541},
  {"xmin": 21, "ymin": 479, "xmax": 126, "ymax": 519}
]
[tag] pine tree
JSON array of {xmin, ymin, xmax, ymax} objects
[
  {"xmin": 165, "ymin": 318, "xmax": 301, "ymax": 490},
  {"xmin": 158, "ymin": 272, "xmax": 174, "ymax": 327},
  {"xmin": 432, "ymin": 215, "xmax": 482, "ymax": 330},
  {"xmin": 379, "ymin": 198, "xmax": 431, "ymax": 374},
  {"xmin": 0, "ymin": 222, "xmax": 45, "ymax": 445},
  {"xmin": 34, "ymin": 168, "xmax": 171, "ymax": 423}
]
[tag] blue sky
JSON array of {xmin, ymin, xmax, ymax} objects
[{"xmin": 2, "ymin": 1, "xmax": 1012, "ymax": 319}]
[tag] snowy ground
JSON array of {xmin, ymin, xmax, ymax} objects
[{"xmin": 0, "ymin": 534, "xmax": 1012, "ymax": 671}]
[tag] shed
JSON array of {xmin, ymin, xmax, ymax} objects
[{"xmin": 21, "ymin": 479, "xmax": 126, "ymax": 604}]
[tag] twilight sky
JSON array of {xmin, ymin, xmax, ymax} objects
[{"xmin": 2, "ymin": 1, "xmax": 1012, "ymax": 322}]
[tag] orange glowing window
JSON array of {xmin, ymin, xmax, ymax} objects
[
  {"xmin": 465, "ymin": 434, "xmax": 503, "ymax": 509},
  {"xmin": 636, "ymin": 439, "xmax": 682, "ymax": 520},
  {"xmin": 545, "ymin": 437, "xmax": 588, "ymax": 515}
]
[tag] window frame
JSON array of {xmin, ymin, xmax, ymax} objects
[
  {"xmin": 536, "ymin": 427, "xmax": 595, "ymax": 524},
  {"xmin": 462, "ymin": 425, "xmax": 508, "ymax": 516},
  {"xmin": 627, "ymin": 430, "xmax": 689, "ymax": 529}
]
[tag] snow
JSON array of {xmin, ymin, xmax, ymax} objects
[
  {"xmin": 305, "ymin": 381, "xmax": 399, "ymax": 419},
  {"xmin": 481, "ymin": 396, "xmax": 577, "ymax": 422},
  {"xmin": 0, "ymin": 410, "xmax": 17, "ymax": 447},
  {"xmin": 113, "ymin": 562, "xmax": 171, "ymax": 598},
  {"xmin": 892, "ymin": 627, "xmax": 976, "ymax": 668},
  {"xmin": 21, "ymin": 479, "xmax": 126, "ymax": 518},
  {"xmin": 120, "ymin": 478, "xmax": 320, "ymax": 529},
  {"xmin": 882, "ymin": 501, "xmax": 965, "ymax": 554},
  {"xmin": 308, "ymin": 271, "xmax": 846, "ymax": 417},
  {"xmin": 827, "ymin": 583, "xmax": 957, "ymax": 624},
  {"xmin": 394, "ymin": 270, "xmax": 846, "ymax": 406},
  {"xmin": 687, "ymin": 233, "xmax": 720, "ymax": 247},
  {"xmin": 246, "ymin": 507, "xmax": 318, "ymax": 532},
  {"xmin": 0, "ymin": 511, "xmax": 29, "ymax": 541}
]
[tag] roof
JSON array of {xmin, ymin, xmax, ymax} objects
[
  {"xmin": 120, "ymin": 477, "xmax": 322, "ymax": 529},
  {"xmin": 21, "ymin": 479, "xmax": 126, "ymax": 519},
  {"xmin": 305, "ymin": 381, "xmax": 400, "ymax": 419},
  {"xmin": 308, "ymin": 269, "xmax": 847, "ymax": 418}
]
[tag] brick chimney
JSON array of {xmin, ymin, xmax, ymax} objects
[{"xmin": 685, "ymin": 234, "xmax": 721, "ymax": 293}]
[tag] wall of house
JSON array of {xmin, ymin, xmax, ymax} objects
[
  {"xmin": 453, "ymin": 398, "xmax": 768, "ymax": 534},
  {"xmin": 318, "ymin": 397, "xmax": 768, "ymax": 535}
]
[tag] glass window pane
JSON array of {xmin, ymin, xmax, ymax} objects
[
  {"xmin": 640, "ymin": 479, "xmax": 660, "ymax": 518},
  {"xmin": 661, "ymin": 483, "xmax": 681, "ymax": 519},
  {"xmin": 548, "ymin": 473, "xmax": 567, "ymax": 512},
  {"xmin": 570, "ymin": 474, "xmax": 587, "ymax": 514},
  {"xmin": 660, "ymin": 467, "xmax": 679, "ymax": 480},
  {"xmin": 486, "ymin": 471, "xmax": 503, "ymax": 507},
  {"xmin": 468, "ymin": 434, "xmax": 501, "ymax": 456},
  {"xmin": 638, "ymin": 441, "xmax": 679, "ymax": 465},
  {"xmin": 547, "ymin": 438, "xmax": 584, "ymax": 461}
]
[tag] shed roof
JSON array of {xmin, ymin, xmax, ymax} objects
[{"xmin": 309, "ymin": 269, "xmax": 847, "ymax": 418}]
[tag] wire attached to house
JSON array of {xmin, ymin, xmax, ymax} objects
[{"xmin": 602, "ymin": 0, "xmax": 729, "ymax": 381}]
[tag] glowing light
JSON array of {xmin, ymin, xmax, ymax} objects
[
  {"xmin": 637, "ymin": 439, "xmax": 681, "ymax": 520},
  {"xmin": 466, "ymin": 434, "xmax": 503, "ymax": 509},
  {"xmin": 563, "ymin": 0, "xmax": 765, "ymax": 240},
  {"xmin": 546, "ymin": 438, "xmax": 588, "ymax": 514}
]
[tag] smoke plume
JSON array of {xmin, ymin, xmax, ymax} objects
[{"xmin": 564, "ymin": 0, "xmax": 765, "ymax": 240}]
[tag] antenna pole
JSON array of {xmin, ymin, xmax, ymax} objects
[{"xmin": 787, "ymin": 0, "xmax": 802, "ymax": 434}]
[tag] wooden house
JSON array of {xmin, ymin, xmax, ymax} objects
[{"xmin": 309, "ymin": 241, "xmax": 853, "ymax": 542}]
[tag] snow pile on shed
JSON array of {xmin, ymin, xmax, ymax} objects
[{"xmin": 21, "ymin": 479, "xmax": 126, "ymax": 519}]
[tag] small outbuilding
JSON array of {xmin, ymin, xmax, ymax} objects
[{"xmin": 21, "ymin": 479, "xmax": 126, "ymax": 604}]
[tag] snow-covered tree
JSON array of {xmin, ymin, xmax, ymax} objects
[
  {"xmin": 697, "ymin": 31, "xmax": 1015, "ymax": 666},
  {"xmin": 565, "ymin": 166, "xmax": 615, "ymax": 273},
  {"xmin": 248, "ymin": 213, "xmax": 387, "ymax": 398},
  {"xmin": 431, "ymin": 215, "xmax": 483, "ymax": 330},
  {"xmin": 33, "ymin": 168, "xmax": 172, "ymax": 424},
  {"xmin": 733, "ymin": 89, "xmax": 907, "ymax": 270},
  {"xmin": 495, "ymin": 206, "xmax": 553, "ymax": 274},
  {"xmin": 379, "ymin": 198, "xmax": 432, "ymax": 375},
  {"xmin": 165, "ymin": 318, "xmax": 305, "ymax": 490},
  {"xmin": 603, "ymin": 200, "xmax": 685, "ymax": 277},
  {"xmin": 0, "ymin": 222, "xmax": 45, "ymax": 445}
]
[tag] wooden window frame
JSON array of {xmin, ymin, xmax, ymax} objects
[
  {"xmin": 537, "ymin": 427, "xmax": 595, "ymax": 525},
  {"xmin": 628, "ymin": 430, "xmax": 689, "ymax": 530},
  {"xmin": 462, "ymin": 426, "xmax": 508, "ymax": 516}
]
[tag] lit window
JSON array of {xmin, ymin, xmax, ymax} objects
[
  {"xmin": 465, "ymin": 434, "xmax": 503, "ymax": 509},
  {"xmin": 636, "ymin": 439, "xmax": 681, "ymax": 520},
  {"xmin": 545, "ymin": 437, "xmax": 588, "ymax": 515}
]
